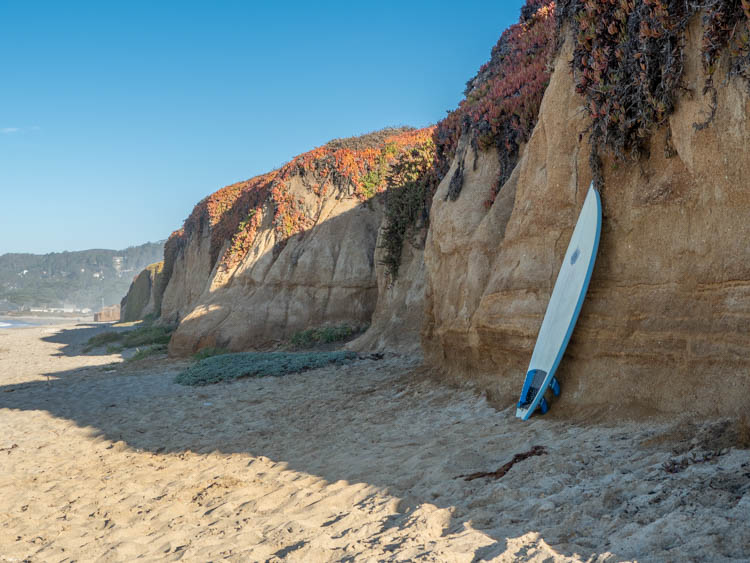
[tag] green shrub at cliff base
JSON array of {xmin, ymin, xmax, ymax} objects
[
  {"xmin": 83, "ymin": 330, "xmax": 123, "ymax": 352},
  {"xmin": 128, "ymin": 344, "xmax": 168, "ymax": 362},
  {"xmin": 120, "ymin": 325, "xmax": 173, "ymax": 347},
  {"xmin": 175, "ymin": 350, "xmax": 357, "ymax": 386},
  {"xmin": 289, "ymin": 324, "xmax": 362, "ymax": 348},
  {"xmin": 83, "ymin": 323, "xmax": 174, "ymax": 353},
  {"xmin": 192, "ymin": 346, "xmax": 231, "ymax": 360}
]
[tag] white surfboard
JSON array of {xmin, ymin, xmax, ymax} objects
[{"xmin": 516, "ymin": 183, "xmax": 601, "ymax": 420}]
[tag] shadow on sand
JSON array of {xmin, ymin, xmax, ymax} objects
[
  {"xmin": 0, "ymin": 324, "xmax": 626, "ymax": 562},
  {"xmin": 40, "ymin": 322, "xmax": 134, "ymax": 357}
]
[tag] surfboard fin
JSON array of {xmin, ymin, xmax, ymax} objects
[
  {"xmin": 551, "ymin": 377, "xmax": 560, "ymax": 397},
  {"xmin": 538, "ymin": 398, "xmax": 549, "ymax": 414}
]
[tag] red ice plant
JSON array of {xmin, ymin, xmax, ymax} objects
[
  {"xmin": 434, "ymin": 0, "xmax": 557, "ymax": 207},
  {"xmin": 165, "ymin": 128, "xmax": 436, "ymax": 273},
  {"xmin": 557, "ymin": 0, "xmax": 750, "ymax": 182}
]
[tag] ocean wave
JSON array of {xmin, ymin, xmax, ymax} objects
[{"xmin": 0, "ymin": 322, "xmax": 11, "ymax": 328}]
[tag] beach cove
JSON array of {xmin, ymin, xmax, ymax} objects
[{"xmin": 1, "ymin": 323, "xmax": 748, "ymax": 561}]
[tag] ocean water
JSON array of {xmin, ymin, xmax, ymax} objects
[{"xmin": 0, "ymin": 318, "xmax": 33, "ymax": 329}]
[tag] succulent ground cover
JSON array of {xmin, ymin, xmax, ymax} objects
[
  {"xmin": 433, "ymin": 0, "xmax": 750, "ymax": 200},
  {"xmin": 175, "ymin": 350, "xmax": 357, "ymax": 386}
]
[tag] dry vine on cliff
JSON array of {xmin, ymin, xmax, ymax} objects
[
  {"xmin": 380, "ymin": 138, "xmax": 436, "ymax": 280},
  {"xmin": 556, "ymin": 0, "xmax": 750, "ymax": 185}
]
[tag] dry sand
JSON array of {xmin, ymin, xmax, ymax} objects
[{"xmin": 0, "ymin": 323, "xmax": 748, "ymax": 562}]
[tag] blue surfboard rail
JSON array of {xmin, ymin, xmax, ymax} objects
[{"xmin": 517, "ymin": 186, "xmax": 602, "ymax": 420}]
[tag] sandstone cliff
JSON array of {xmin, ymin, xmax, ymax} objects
[
  {"xmin": 168, "ymin": 191, "xmax": 381, "ymax": 355},
  {"xmin": 423, "ymin": 19, "xmax": 750, "ymax": 417},
  {"xmin": 157, "ymin": 128, "xmax": 434, "ymax": 356},
  {"xmin": 160, "ymin": 228, "xmax": 213, "ymax": 324},
  {"xmin": 354, "ymin": 0, "xmax": 555, "ymax": 358},
  {"xmin": 348, "ymin": 224, "xmax": 426, "ymax": 355},
  {"xmin": 120, "ymin": 261, "xmax": 165, "ymax": 322}
]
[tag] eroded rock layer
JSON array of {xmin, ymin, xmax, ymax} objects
[{"xmin": 168, "ymin": 191, "xmax": 381, "ymax": 355}]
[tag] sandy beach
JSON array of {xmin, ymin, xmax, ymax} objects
[{"xmin": 1, "ymin": 323, "xmax": 748, "ymax": 562}]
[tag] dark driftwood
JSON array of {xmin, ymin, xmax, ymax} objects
[{"xmin": 459, "ymin": 445, "xmax": 547, "ymax": 481}]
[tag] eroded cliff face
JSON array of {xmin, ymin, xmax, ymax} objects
[
  {"xmin": 120, "ymin": 261, "xmax": 165, "ymax": 322},
  {"xmin": 160, "ymin": 226, "xmax": 214, "ymax": 324},
  {"xmin": 168, "ymin": 185, "xmax": 381, "ymax": 355},
  {"xmin": 160, "ymin": 128, "xmax": 434, "ymax": 356},
  {"xmin": 349, "ymin": 225, "xmax": 426, "ymax": 355},
  {"xmin": 142, "ymin": 2, "xmax": 750, "ymax": 418},
  {"xmin": 423, "ymin": 33, "xmax": 750, "ymax": 417}
]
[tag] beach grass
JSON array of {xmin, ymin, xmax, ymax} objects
[
  {"xmin": 128, "ymin": 344, "xmax": 168, "ymax": 362},
  {"xmin": 120, "ymin": 325, "xmax": 173, "ymax": 348},
  {"xmin": 84, "ymin": 323, "xmax": 174, "ymax": 353},
  {"xmin": 83, "ymin": 331, "xmax": 123, "ymax": 352}
]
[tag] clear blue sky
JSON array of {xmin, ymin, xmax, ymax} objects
[{"xmin": 1, "ymin": 0, "xmax": 526, "ymax": 254}]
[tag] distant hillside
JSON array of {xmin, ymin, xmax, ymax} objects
[{"xmin": 0, "ymin": 242, "xmax": 164, "ymax": 311}]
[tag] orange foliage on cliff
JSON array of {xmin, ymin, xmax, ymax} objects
[
  {"xmin": 434, "ymin": 0, "xmax": 556, "ymax": 206},
  {"xmin": 168, "ymin": 127, "xmax": 436, "ymax": 272}
]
